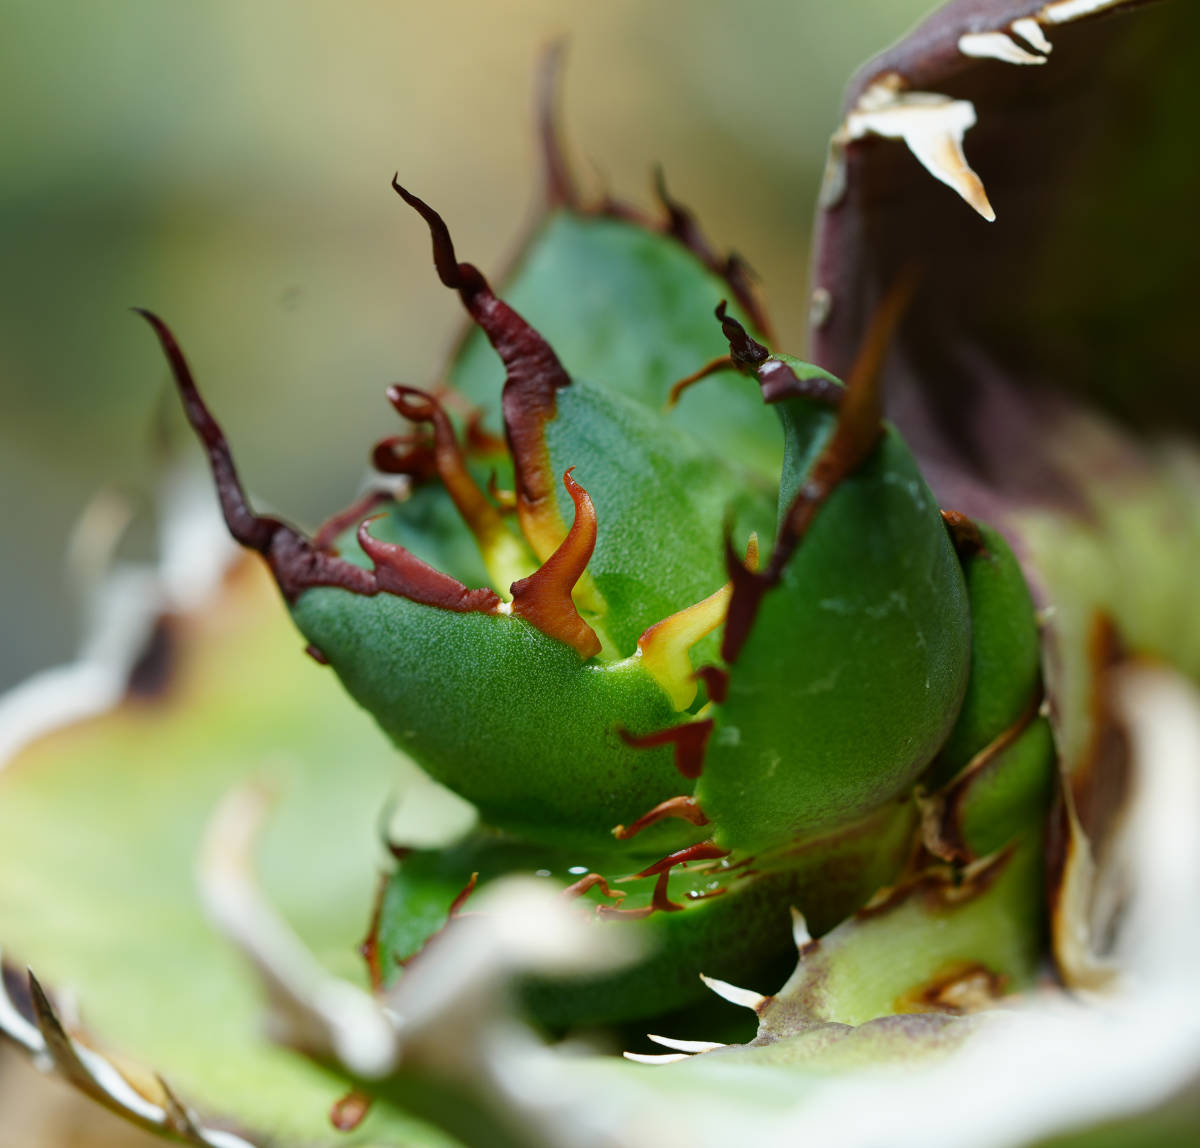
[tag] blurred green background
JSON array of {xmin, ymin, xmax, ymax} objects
[{"xmin": 0, "ymin": 0, "xmax": 937, "ymax": 689}]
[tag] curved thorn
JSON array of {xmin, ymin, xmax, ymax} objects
[
  {"xmin": 613, "ymin": 795, "xmax": 709, "ymax": 841},
  {"xmin": 463, "ymin": 410, "xmax": 508, "ymax": 457},
  {"xmin": 359, "ymin": 873, "xmax": 390, "ymax": 992},
  {"xmin": 698, "ymin": 973, "xmax": 767, "ymax": 1012},
  {"xmin": 358, "ymin": 519, "xmax": 501, "ymax": 613},
  {"xmin": 647, "ymin": 1034, "xmax": 727, "ymax": 1053},
  {"xmin": 135, "ymin": 309, "xmax": 375, "ymax": 602},
  {"xmin": 392, "ymin": 181, "xmax": 573, "ymax": 561},
  {"xmin": 596, "ymin": 902, "xmax": 656, "ymax": 921},
  {"xmin": 397, "ymin": 872, "xmax": 481, "ymax": 971},
  {"xmin": 635, "ymin": 840, "xmax": 729, "ymax": 880},
  {"xmin": 651, "ymin": 871, "xmax": 683, "ymax": 912},
  {"xmin": 487, "ymin": 470, "xmax": 518, "ymax": 512},
  {"xmin": 719, "ymin": 526, "xmax": 773, "ymax": 664},
  {"xmin": 665, "ymin": 355, "xmax": 734, "ymax": 409},
  {"xmin": 685, "ymin": 885, "xmax": 729, "ymax": 902},
  {"xmin": 391, "ymin": 177, "xmax": 478, "ymax": 295},
  {"xmin": 655, "ymin": 165, "xmax": 717, "ymax": 265},
  {"xmin": 790, "ymin": 906, "xmax": 814, "ymax": 950},
  {"xmin": 509, "ymin": 469, "xmax": 601, "ymax": 658},
  {"xmin": 133, "ymin": 309, "xmax": 276, "ymax": 553}
]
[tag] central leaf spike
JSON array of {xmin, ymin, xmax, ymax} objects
[
  {"xmin": 508, "ymin": 469, "xmax": 601, "ymax": 659},
  {"xmin": 391, "ymin": 179, "xmax": 572, "ymax": 564},
  {"xmin": 386, "ymin": 385, "xmax": 532, "ymax": 592}
]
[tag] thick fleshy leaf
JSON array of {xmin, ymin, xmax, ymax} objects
[
  {"xmin": 699, "ymin": 415, "xmax": 971, "ymax": 853},
  {"xmin": 290, "ymin": 585, "xmax": 701, "ymax": 854}
]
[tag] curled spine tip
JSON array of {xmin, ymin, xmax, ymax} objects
[
  {"xmin": 312, "ymin": 490, "xmax": 394, "ymax": 551},
  {"xmin": 133, "ymin": 309, "xmax": 275, "ymax": 553},
  {"xmin": 536, "ymin": 39, "xmax": 579, "ymax": 210},
  {"xmin": 508, "ymin": 468, "xmax": 601, "ymax": 659},
  {"xmin": 391, "ymin": 178, "xmax": 481, "ymax": 297},
  {"xmin": 387, "ymin": 384, "xmax": 530, "ymax": 589},
  {"xmin": 714, "ymin": 301, "xmax": 769, "ymax": 369}
]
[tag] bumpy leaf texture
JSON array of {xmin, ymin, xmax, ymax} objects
[{"xmin": 1, "ymin": 2, "xmax": 1199, "ymax": 1148}]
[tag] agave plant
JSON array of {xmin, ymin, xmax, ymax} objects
[{"xmin": 2, "ymin": 1, "xmax": 1198, "ymax": 1146}]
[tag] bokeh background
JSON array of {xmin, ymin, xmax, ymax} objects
[{"xmin": 1, "ymin": 1, "xmax": 937, "ymax": 1141}]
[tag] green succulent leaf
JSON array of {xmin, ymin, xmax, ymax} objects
[
  {"xmin": 290, "ymin": 586, "xmax": 695, "ymax": 853},
  {"xmin": 700, "ymin": 417, "xmax": 972, "ymax": 854}
]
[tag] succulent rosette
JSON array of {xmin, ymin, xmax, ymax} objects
[{"xmin": 1, "ymin": 2, "xmax": 1198, "ymax": 1147}]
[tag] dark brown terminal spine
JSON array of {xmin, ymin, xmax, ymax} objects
[
  {"xmin": 135, "ymin": 309, "xmax": 374, "ymax": 602},
  {"xmin": 392, "ymin": 179, "xmax": 571, "ymax": 536}
]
